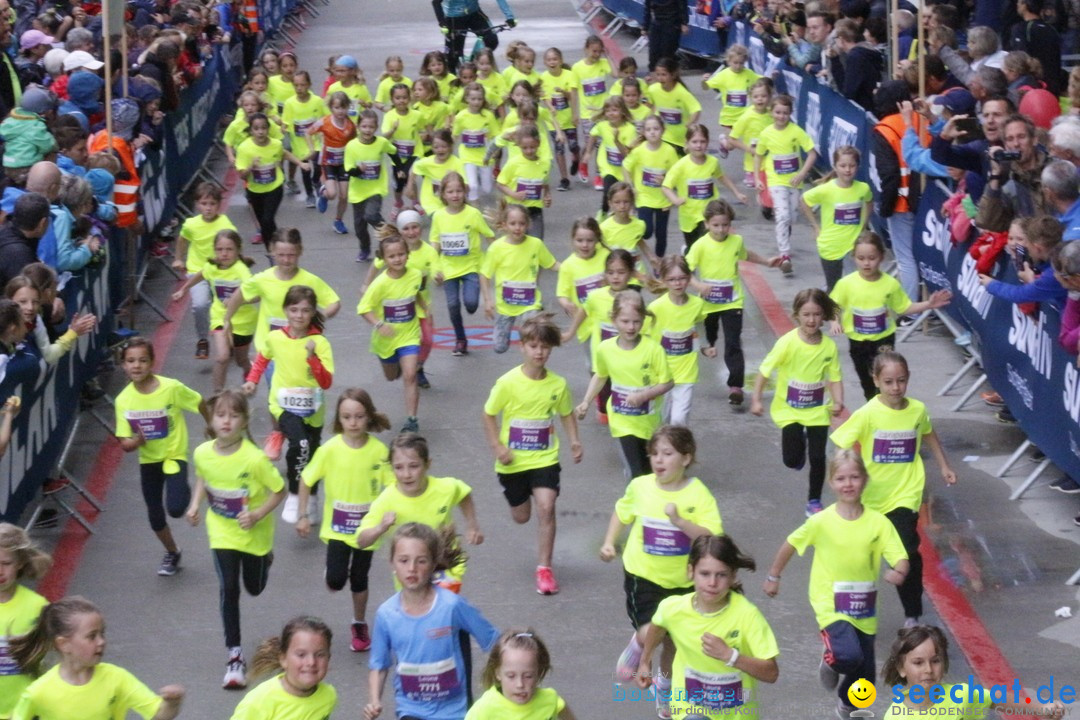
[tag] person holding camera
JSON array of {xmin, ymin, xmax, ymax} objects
[{"xmin": 975, "ymin": 114, "xmax": 1050, "ymax": 232}]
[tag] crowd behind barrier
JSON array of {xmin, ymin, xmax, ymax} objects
[
  {"xmin": 0, "ymin": 1, "xmax": 299, "ymax": 524},
  {"xmin": 593, "ymin": 3, "xmax": 1080, "ymax": 486}
]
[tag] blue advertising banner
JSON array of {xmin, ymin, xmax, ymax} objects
[{"xmin": 913, "ymin": 181, "xmax": 1080, "ymax": 480}]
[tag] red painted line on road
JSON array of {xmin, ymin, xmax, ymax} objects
[{"xmin": 585, "ymin": 16, "xmax": 1021, "ymax": 690}]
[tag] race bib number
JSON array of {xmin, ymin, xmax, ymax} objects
[
  {"xmin": 126, "ymin": 409, "xmax": 168, "ymax": 440},
  {"xmin": 398, "ymin": 658, "xmax": 460, "ymax": 702},
  {"xmin": 440, "ymin": 232, "xmax": 470, "ymax": 256},
  {"xmin": 358, "ymin": 161, "xmax": 381, "ymax": 180},
  {"xmin": 611, "ymin": 384, "xmax": 649, "ymax": 416},
  {"xmin": 687, "ymin": 179, "xmax": 713, "ymax": 200},
  {"xmin": 684, "ymin": 668, "xmax": 744, "ymax": 710},
  {"xmin": 383, "ymin": 298, "xmax": 417, "ymax": 324},
  {"xmin": 871, "ymin": 430, "xmax": 918, "ymax": 464},
  {"xmin": 605, "ymin": 146, "xmax": 624, "ymax": 167},
  {"xmin": 574, "ymin": 273, "xmax": 604, "ymax": 303},
  {"xmin": 703, "ymin": 279, "xmax": 735, "ymax": 305},
  {"xmin": 0, "ymin": 640, "xmax": 18, "ymax": 676},
  {"xmin": 659, "ymin": 108, "xmax": 682, "ymax": 126},
  {"xmin": 642, "ymin": 517, "xmax": 691, "ymax": 556},
  {"xmin": 834, "ymin": 580, "xmax": 877, "ymax": 619},
  {"xmin": 213, "ymin": 279, "xmax": 240, "ymax": 303},
  {"xmin": 599, "ymin": 322, "xmax": 617, "ymax": 341},
  {"xmin": 833, "ymin": 201, "xmax": 862, "ymax": 226},
  {"xmin": 392, "ymin": 139, "xmax": 415, "ymax": 158},
  {"xmin": 726, "ymin": 90, "xmax": 747, "ymax": 108},
  {"xmin": 772, "ymin": 153, "xmax": 799, "ymax": 175},
  {"xmin": 516, "ymin": 178, "xmax": 543, "ymax": 201},
  {"xmin": 642, "ymin": 167, "xmax": 665, "ymax": 188},
  {"xmin": 852, "ymin": 307, "xmax": 888, "ymax": 335},
  {"xmin": 660, "ymin": 329, "xmax": 694, "ymax": 356},
  {"xmin": 583, "ymin": 78, "xmax": 606, "ymax": 96},
  {"xmin": 322, "ymin": 146, "xmax": 345, "ymax": 166},
  {"xmin": 508, "ymin": 419, "xmax": 552, "ymax": 451},
  {"xmin": 551, "ymin": 94, "xmax": 570, "ymax": 111},
  {"xmin": 277, "ymin": 387, "xmax": 323, "ymax": 417},
  {"xmin": 293, "ymin": 119, "xmax": 315, "ymax": 136},
  {"xmin": 501, "ymin": 281, "xmax": 536, "ymax": 307},
  {"xmin": 251, "ymin": 164, "xmax": 276, "ymax": 185},
  {"xmin": 269, "ymin": 317, "xmax": 287, "ymax": 332},
  {"xmin": 786, "ymin": 380, "xmax": 825, "ymax": 409},
  {"xmin": 206, "ymin": 486, "xmax": 247, "ymax": 519},
  {"xmin": 331, "ymin": 501, "xmax": 369, "ymax": 534},
  {"xmin": 461, "ymin": 130, "xmax": 486, "ymax": 148}
]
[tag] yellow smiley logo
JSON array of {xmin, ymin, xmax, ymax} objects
[{"xmin": 847, "ymin": 678, "xmax": 876, "ymax": 708}]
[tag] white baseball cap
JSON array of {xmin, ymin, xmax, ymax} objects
[{"xmin": 63, "ymin": 50, "xmax": 104, "ymax": 72}]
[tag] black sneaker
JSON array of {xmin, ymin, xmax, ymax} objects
[
  {"xmin": 761, "ymin": 207, "xmax": 774, "ymax": 221},
  {"xmin": 1073, "ymin": 513, "xmax": 1080, "ymax": 527},
  {"xmin": 1050, "ymin": 476, "xmax": 1080, "ymax": 494},
  {"xmin": 996, "ymin": 408, "xmax": 1017, "ymax": 424},
  {"xmin": 401, "ymin": 416, "xmax": 419, "ymax": 433},
  {"xmin": 897, "ymin": 316, "xmax": 917, "ymax": 328},
  {"xmin": 195, "ymin": 339, "xmax": 209, "ymax": 359},
  {"xmin": 558, "ymin": 178, "xmax": 571, "ymax": 191},
  {"xmin": 452, "ymin": 340, "xmax": 467, "ymax": 357},
  {"xmin": 417, "ymin": 367, "xmax": 431, "ymax": 389},
  {"xmin": 158, "ymin": 551, "xmax": 182, "ymax": 576}
]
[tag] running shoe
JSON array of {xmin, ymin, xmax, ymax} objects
[
  {"xmin": 401, "ymin": 416, "xmax": 419, "ymax": 433},
  {"xmin": 1073, "ymin": 513, "xmax": 1080, "ymax": 527},
  {"xmin": 535, "ymin": 565, "xmax": 559, "ymax": 595},
  {"xmin": 351, "ymin": 621, "xmax": 371, "ymax": 652},
  {"xmin": 593, "ymin": 175, "xmax": 603, "ymax": 191},
  {"xmin": 578, "ymin": 162, "xmax": 590, "ymax": 183},
  {"xmin": 836, "ymin": 699, "xmax": 856, "ymax": 719},
  {"xmin": 316, "ymin": 193, "xmax": 328, "ymax": 213},
  {"xmin": 805, "ymin": 499, "xmax": 824, "ymax": 516},
  {"xmin": 1050, "ymin": 476, "xmax": 1080, "ymax": 494},
  {"xmin": 223, "ymin": 652, "xmax": 247, "ymax": 689},
  {"xmin": 558, "ymin": 177, "xmax": 571, "ymax": 191},
  {"xmin": 981, "ymin": 391, "xmax": 1005, "ymax": 407},
  {"xmin": 158, "ymin": 551, "xmax": 181, "ymax": 576},
  {"xmin": 251, "ymin": 233, "xmax": 263, "ymax": 245},
  {"xmin": 285, "ymin": 180, "xmax": 301, "ymax": 195},
  {"xmin": 655, "ymin": 680, "xmax": 672, "ymax": 719},
  {"xmin": 195, "ymin": 339, "xmax": 209, "ymax": 359},
  {"xmin": 996, "ymin": 408, "xmax": 1017, "ymax": 424},
  {"xmin": 779, "ymin": 256, "xmax": 793, "ymax": 275},
  {"xmin": 305, "ymin": 194, "xmax": 316, "ymax": 209},
  {"xmin": 728, "ymin": 387, "xmax": 744, "ymax": 405},
  {"xmin": 761, "ymin": 206, "xmax": 774, "ymax": 221},
  {"xmin": 281, "ymin": 493, "xmax": 300, "ymax": 524},
  {"xmin": 452, "ymin": 340, "xmax": 467, "ymax": 356},
  {"xmin": 903, "ymin": 617, "xmax": 920, "ymax": 628},
  {"xmin": 597, "ymin": 411, "xmax": 608, "ymax": 426},
  {"xmin": 417, "ymin": 367, "xmax": 431, "ymax": 389},
  {"xmin": 819, "ymin": 651, "xmax": 839, "ymax": 690},
  {"xmin": 743, "ymin": 171, "xmax": 755, "ymax": 188},
  {"xmin": 614, "ymin": 633, "xmax": 642, "ymax": 683},
  {"xmin": 263, "ymin": 430, "xmax": 285, "ymax": 460},
  {"xmin": 333, "ymin": 219, "xmax": 348, "ymax": 234}
]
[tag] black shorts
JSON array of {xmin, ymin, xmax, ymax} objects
[
  {"xmin": 214, "ymin": 327, "xmax": 253, "ymax": 347},
  {"xmin": 497, "ymin": 464, "xmax": 561, "ymax": 507},
  {"xmin": 322, "ymin": 164, "xmax": 347, "ymax": 182},
  {"xmin": 624, "ymin": 570, "xmax": 692, "ymax": 629}
]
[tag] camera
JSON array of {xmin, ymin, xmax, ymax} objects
[{"xmin": 995, "ymin": 149, "xmax": 1022, "ymax": 161}]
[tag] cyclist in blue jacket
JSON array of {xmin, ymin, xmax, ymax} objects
[{"xmin": 432, "ymin": 0, "xmax": 516, "ymax": 71}]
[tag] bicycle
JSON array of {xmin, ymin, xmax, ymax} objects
[{"xmin": 443, "ymin": 21, "xmax": 513, "ymax": 71}]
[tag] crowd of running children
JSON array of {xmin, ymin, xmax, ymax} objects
[{"xmin": 3, "ymin": 32, "xmax": 1069, "ymax": 720}]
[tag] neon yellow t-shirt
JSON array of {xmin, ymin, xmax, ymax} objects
[
  {"xmin": 497, "ymin": 156, "xmax": 552, "ymax": 209},
  {"xmin": 502, "ymin": 66, "xmax": 542, "ymax": 90},
  {"xmin": 282, "ymin": 93, "xmax": 327, "ymax": 159},
  {"xmin": 572, "ymin": 58, "xmax": 612, "ymax": 115},
  {"xmin": 594, "ymin": 336, "xmax": 672, "ymax": 440},
  {"xmin": 616, "ymin": 474, "xmax": 722, "ymax": 588},
  {"xmin": 412, "ymin": 154, "xmax": 465, "ymax": 215},
  {"xmin": 685, "ymin": 233, "xmax": 749, "ymax": 312},
  {"xmin": 540, "ymin": 69, "xmax": 579, "ymax": 129},
  {"xmin": 830, "ymin": 272, "xmax": 913, "ymax": 342},
  {"xmin": 453, "ymin": 109, "xmax": 500, "ymax": 165},
  {"xmin": 375, "ymin": 242, "xmax": 438, "ymax": 313},
  {"xmin": 704, "ymin": 67, "xmax": 761, "ymax": 127},
  {"xmin": 729, "ymin": 107, "xmax": 772, "ymax": 172},
  {"xmin": 344, "ymin": 136, "xmax": 395, "ymax": 204},
  {"xmin": 628, "ymin": 102, "xmax": 651, "ymax": 130},
  {"xmin": 556, "ymin": 249, "xmax": 609, "ymax": 342},
  {"xmin": 495, "ymin": 122, "xmax": 554, "ymax": 166},
  {"xmin": 884, "ymin": 685, "xmax": 993, "ymax": 717},
  {"xmin": 302, "ymin": 434, "xmax": 391, "ymax": 546},
  {"xmin": 652, "ymin": 592, "xmax": 779, "ymax": 719},
  {"xmin": 381, "ymin": 107, "xmax": 422, "ymax": 160},
  {"xmin": 374, "ymin": 75, "xmax": 413, "ymax": 106},
  {"xmin": 201, "ymin": 261, "xmax": 257, "ymax": 335},
  {"xmin": 476, "ymin": 72, "xmax": 507, "ymax": 108},
  {"xmin": 230, "ymin": 675, "xmax": 338, "ymax": 720},
  {"xmin": 235, "ymin": 138, "xmax": 284, "ymax": 193},
  {"xmin": 262, "ymin": 329, "xmax": 334, "ymax": 426},
  {"xmin": 114, "ymin": 376, "xmax": 201, "ymax": 464},
  {"xmin": 12, "ymin": 663, "xmax": 162, "ymax": 720},
  {"xmin": 802, "ymin": 180, "xmax": 873, "ymax": 261},
  {"xmin": 624, "ymin": 142, "xmax": 678, "ymax": 209},
  {"xmin": 413, "ymin": 100, "xmax": 452, "ymax": 152},
  {"xmin": 267, "ymin": 74, "xmax": 295, "ymax": 113},
  {"xmin": 357, "ymin": 268, "xmax": 424, "ymax": 358},
  {"xmin": 326, "ymin": 80, "xmax": 372, "ymax": 118},
  {"xmin": 223, "ymin": 114, "xmax": 283, "ymax": 148},
  {"xmin": 589, "ymin": 120, "xmax": 638, "ymax": 178},
  {"xmin": 0, "ymin": 585, "xmax": 47, "ymax": 718},
  {"xmin": 758, "ymin": 329, "xmax": 841, "ymax": 428},
  {"xmin": 584, "ymin": 286, "xmax": 619, "ymax": 365},
  {"xmin": 786, "ymin": 504, "xmax": 907, "ymax": 633},
  {"xmin": 646, "ymin": 82, "xmax": 702, "ymax": 148},
  {"xmin": 755, "ymin": 122, "xmax": 815, "ymax": 188},
  {"xmin": 481, "ymin": 236, "xmax": 556, "ymax": 316},
  {"xmin": 663, "ymin": 154, "xmax": 722, "ymax": 232},
  {"xmin": 355, "ymin": 475, "xmax": 472, "ymax": 550},
  {"xmin": 600, "ymin": 215, "xmax": 647, "ymax": 283},
  {"xmin": 831, "ymin": 396, "xmax": 933, "ymax": 514},
  {"xmin": 465, "ymin": 686, "xmax": 566, "ymax": 720},
  {"xmin": 194, "ymin": 439, "xmax": 284, "ymax": 555},
  {"xmin": 240, "ymin": 267, "xmax": 340, "ymax": 354},
  {"xmin": 430, "ymin": 205, "xmax": 494, "ymax": 280},
  {"xmin": 483, "ymin": 365, "xmax": 573, "ymax": 473},
  {"xmin": 180, "ymin": 214, "xmax": 237, "ymax": 275},
  {"xmin": 647, "ymin": 293, "xmax": 708, "ymax": 384},
  {"xmin": 432, "ymin": 73, "xmax": 457, "ymax": 101}
]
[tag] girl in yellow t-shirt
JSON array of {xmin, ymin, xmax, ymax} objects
[
  {"xmin": 234, "ymin": 113, "xmax": 313, "ymax": 245},
  {"xmin": 624, "ymin": 115, "xmax": 678, "ymax": 258},
  {"xmin": 541, "ymin": 47, "xmax": 581, "ymax": 191},
  {"xmin": 452, "ymin": 83, "xmax": 500, "ymax": 203},
  {"xmin": 172, "ymin": 229, "xmax": 258, "ymax": 393},
  {"xmin": 648, "ymin": 257, "xmax": 710, "ymax": 426},
  {"xmin": 420, "ymin": 50, "xmax": 457, "ymax": 103},
  {"xmin": 585, "ymin": 97, "xmax": 638, "ymax": 216},
  {"xmin": 406, "ymin": 129, "xmax": 465, "ymax": 216},
  {"xmin": 647, "ymin": 58, "xmax": 703, "ymax": 154},
  {"xmin": 114, "ymin": 337, "xmax": 203, "ymax": 576},
  {"xmin": 467, "ymin": 629, "xmax": 576, "ymax": 720},
  {"xmin": 556, "ymin": 217, "xmax": 610, "ymax": 351},
  {"xmin": 572, "ymin": 35, "xmax": 615, "ymax": 187},
  {"xmin": 281, "ymin": 70, "xmax": 326, "ymax": 207},
  {"xmin": 383, "ymin": 83, "xmax": 423, "ymax": 221},
  {"xmin": 727, "ymin": 77, "xmax": 774, "ymax": 193},
  {"xmin": 703, "ymin": 45, "xmax": 760, "ymax": 155},
  {"xmin": 750, "ymin": 289, "xmax": 844, "ymax": 516},
  {"xmin": 231, "ymin": 617, "xmax": 337, "ymax": 720},
  {"xmin": 373, "ymin": 55, "xmax": 413, "ymax": 112},
  {"xmin": 10, "ymin": 597, "xmax": 184, "ymax": 720},
  {"xmin": 185, "ymin": 390, "xmax": 287, "ymax": 689},
  {"xmin": 601, "ymin": 426, "xmax": 723, "ymax": 710},
  {"xmin": 296, "ymin": 389, "xmax": 392, "ymax": 654},
  {"xmin": 0, "ymin": 523, "xmax": 50, "ymax": 720},
  {"xmin": 636, "ymin": 535, "xmax": 779, "ymax": 720},
  {"xmin": 801, "ymin": 146, "xmax": 874, "ymax": 291},
  {"xmin": 358, "ymin": 233, "xmax": 426, "ymax": 434}
]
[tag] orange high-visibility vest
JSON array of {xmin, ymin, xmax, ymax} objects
[
  {"xmin": 88, "ymin": 131, "xmax": 140, "ymax": 228},
  {"xmin": 873, "ymin": 113, "xmax": 922, "ymax": 215}
]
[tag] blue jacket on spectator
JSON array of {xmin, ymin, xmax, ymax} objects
[
  {"xmin": 986, "ymin": 260, "xmax": 1067, "ymax": 310},
  {"xmin": 52, "ymin": 204, "xmax": 92, "ymax": 273}
]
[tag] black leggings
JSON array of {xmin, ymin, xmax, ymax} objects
[
  {"xmin": 849, "ymin": 334, "xmax": 895, "ymax": 401},
  {"xmin": 352, "ymin": 195, "xmax": 384, "ymax": 255},
  {"xmin": 443, "ymin": 9, "xmax": 500, "ymax": 72},
  {"xmin": 391, "ymin": 156, "xmax": 416, "ymax": 194},
  {"xmin": 618, "ymin": 435, "xmax": 651, "ymax": 479},
  {"xmin": 247, "ymin": 186, "xmax": 283, "ymax": 240},
  {"xmin": 213, "ymin": 548, "xmax": 272, "ymax": 647},
  {"xmin": 326, "ymin": 539, "xmax": 374, "ymax": 593},
  {"xmin": 781, "ymin": 423, "xmax": 828, "ymax": 501},
  {"xmin": 704, "ymin": 309, "xmax": 744, "ymax": 388},
  {"xmin": 638, "ymin": 206, "xmax": 670, "ymax": 257},
  {"xmin": 300, "ymin": 165, "xmax": 316, "ymax": 196},
  {"xmin": 278, "ymin": 411, "xmax": 322, "ymax": 494},
  {"xmin": 886, "ymin": 507, "xmax": 924, "ymax": 618},
  {"xmin": 139, "ymin": 461, "xmax": 190, "ymax": 532},
  {"xmin": 683, "ymin": 222, "xmax": 706, "ymax": 250},
  {"xmin": 600, "ymin": 174, "xmax": 618, "ymax": 215}
]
